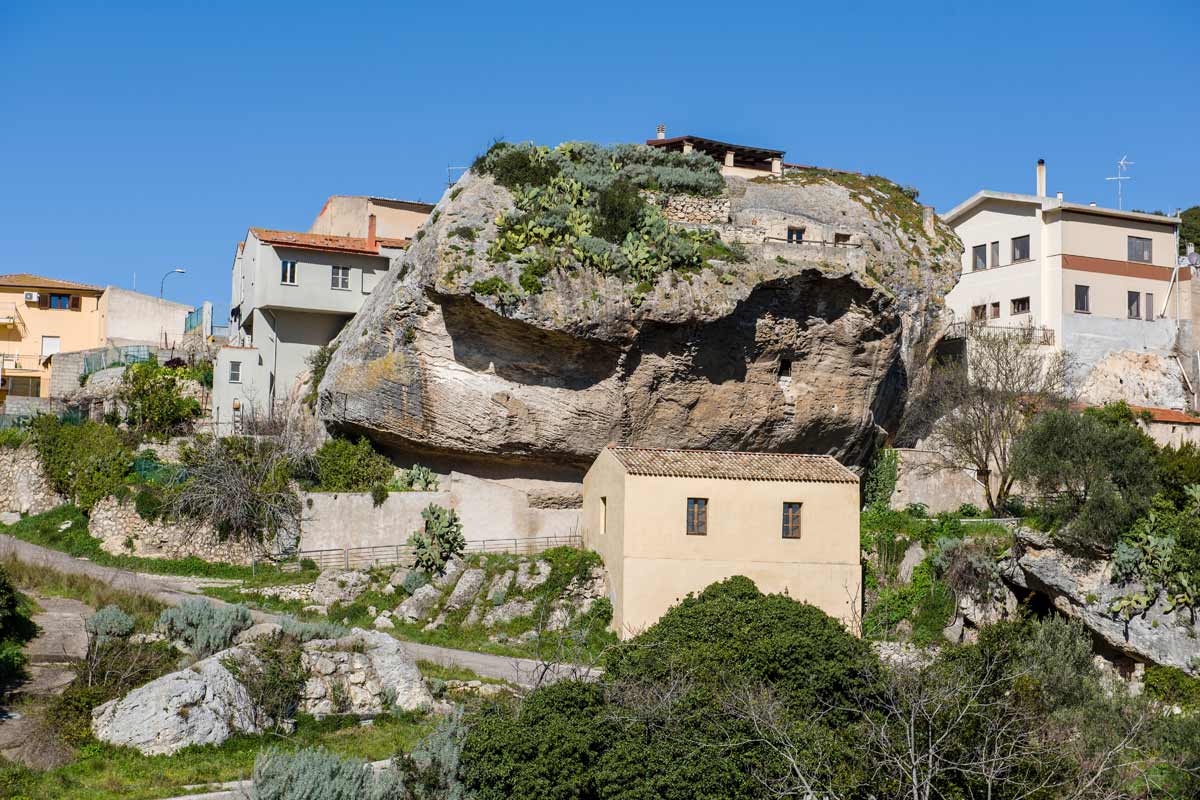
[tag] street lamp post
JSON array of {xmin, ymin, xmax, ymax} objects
[{"xmin": 160, "ymin": 268, "xmax": 186, "ymax": 297}]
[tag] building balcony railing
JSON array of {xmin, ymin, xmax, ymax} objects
[
  {"xmin": 0, "ymin": 303, "xmax": 27, "ymax": 335},
  {"xmin": 945, "ymin": 321, "xmax": 1055, "ymax": 347}
]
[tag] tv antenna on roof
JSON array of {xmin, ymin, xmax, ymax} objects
[{"xmin": 1105, "ymin": 155, "xmax": 1134, "ymax": 209}]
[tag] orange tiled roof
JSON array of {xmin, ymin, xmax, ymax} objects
[
  {"xmin": 376, "ymin": 237, "xmax": 411, "ymax": 249},
  {"xmin": 0, "ymin": 273, "xmax": 102, "ymax": 292},
  {"xmin": 1130, "ymin": 404, "xmax": 1200, "ymax": 425},
  {"xmin": 250, "ymin": 228, "xmax": 382, "ymax": 256},
  {"xmin": 607, "ymin": 446, "xmax": 858, "ymax": 483}
]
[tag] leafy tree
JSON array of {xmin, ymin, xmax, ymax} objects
[
  {"xmin": 1012, "ymin": 404, "xmax": 1161, "ymax": 554},
  {"xmin": 30, "ymin": 415, "xmax": 133, "ymax": 512},
  {"xmin": 1158, "ymin": 441, "xmax": 1200, "ymax": 510},
  {"xmin": 1181, "ymin": 205, "xmax": 1200, "ymax": 255},
  {"xmin": 914, "ymin": 326, "xmax": 1071, "ymax": 514},
  {"xmin": 118, "ymin": 357, "xmax": 202, "ymax": 441}
]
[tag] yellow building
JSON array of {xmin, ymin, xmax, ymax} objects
[
  {"xmin": 582, "ymin": 446, "xmax": 862, "ymax": 638},
  {"xmin": 0, "ymin": 273, "xmax": 104, "ymax": 400}
]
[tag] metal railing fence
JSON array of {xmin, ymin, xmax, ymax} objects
[{"xmin": 283, "ymin": 532, "xmax": 583, "ymax": 572}]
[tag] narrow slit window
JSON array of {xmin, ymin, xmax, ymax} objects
[
  {"xmin": 972, "ymin": 244, "xmax": 987, "ymax": 271},
  {"xmin": 686, "ymin": 498, "xmax": 707, "ymax": 535},
  {"xmin": 989, "ymin": 302, "xmax": 1000, "ymax": 319},
  {"xmin": 990, "ymin": 241, "xmax": 1000, "ymax": 267},
  {"xmin": 1145, "ymin": 293, "xmax": 1154, "ymax": 321},
  {"xmin": 1127, "ymin": 291, "xmax": 1141, "ymax": 320}
]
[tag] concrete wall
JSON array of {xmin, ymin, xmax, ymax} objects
[
  {"xmin": 583, "ymin": 449, "xmax": 861, "ymax": 637},
  {"xmin": 98, "ymin": 287, "xmax": 192, "ymax": 348},
  {"xmin": 1060, "ymin": 212, "xmax": 1177, "ymax": 268},
  {"xmin": 889, "ymin": 448, "xmax": 989, "ymax": 514},
  {"xmin": 297, "ymin": 471, "xmax": 580, "ymax": 552},
  {"xmin": 1144, "ymin": 419, "xmax": 1200, "ymax": 449},
  {"xmin": 309, "ymin": 196, "xmax": 431, "ymax": 241}
]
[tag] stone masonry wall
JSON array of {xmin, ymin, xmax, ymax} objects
[
  {"xmin": 89, "ymin": 495, "xmax": 261, "ymax": 565},
  {"xmin": 0, "ymin": 446, "xmax": 64, "ymax": 515},
  {"xmin": 640, "ymin": 191, "xmax": 731, "ymax": 225}
]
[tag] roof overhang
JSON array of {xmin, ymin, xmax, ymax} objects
[
  {"xmin": 943, "ymin": 190, "xmax": 1181, "ymax": 226},
  {"xmin": 645, "ymin": 135, "xmax": 784, "ymax": 160}
]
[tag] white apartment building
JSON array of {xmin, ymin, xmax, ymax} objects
[
  {"xmin": 944, "ymin": 160, "xmax": 1189, "ymax": 406},
  {"xmin": 213, "ymin": 209, "xmax": 419, "ymax": 432}
]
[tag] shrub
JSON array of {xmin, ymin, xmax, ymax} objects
[
  {"xmin": 223, "ymin": 632, "xmax": 307, "ymax": 729},
  {"xmin": 304, "ymin": 344, "xmax": 337, "ymax": 409},
  {"xmin": 602, "ymin": 576, "xmax": 875, "ymax": 712},
  {"xmin": 0, "ymin": 426, "xmax": 29, "ymax": 448},
  {"xmin": 166, "ymin": 435, "xmax": 303, "ymax": 544},
  {"xmin": 401, "ymin": 570, "xmax": 430, "ymax": 595},
  {"xmin": 1145, "ymin": 665, "xmax": 1200, "ymax": 710},
  {"xmin": 133, "ymin": 485, "xmax": 164, "ymax": 522},
  {"xmin": 156, "ymin": 599, "xmax": 252, "ymax": 658},
  {"xmin": 0, "ymin": 565, "xmax": 36, "ymax": 692},
  {"xmin": 371, "ymin": 482, "xmax": 389, "ymax": 507},
  {"xmin": 118, "ymin": 357, "xmax": 202, "ymax": 440},
  {"xmin": 85, "ymin": 605, "xmax": 134, "ymax": 645},
  {"xmin": 864, "ymin": 448, "xmax": 899, "ymax": 509},
  {"xmin": 278, "ymin": 615, "xmax": 348, "ymax": 642},
  {"xmin": 252, "ymin": 747, "xmax": 378, "ymax": 800},
  {"xmin": 314, "ymin": 437, "xmax": 394, "ymax": 492},
  {"xmin": 448, "ymin": 225, "xmax": 478, "ymax": 242},
  {"xmin": 408, "ymin": 505, "xmax": 465, "ymax": 576},
  {"xmin": 30, "ymin": 415, "xmax": 132, "ymax": 512},
  {"xmin": 592, "ymin": 178, "xmax": 645, "ymax": 243},
  {"xmin": 392, "ymin": 464, "xmax": 439, "ymax": 492}
]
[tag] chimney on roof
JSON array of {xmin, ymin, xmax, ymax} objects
[
  {"xmin": 1056, "ymin": 191, "xmax": 1064, "ymax": 200},
  {"xmin": 1089, "ymin": 202, "xmax": 1097, "ymax": 207},
  {"xmin": 656, "ymin": 123, "xmax": 666, "ymax": 140},
  {"xmin": 1036, "ymin": 159, "xmax": 1046, "ymax": 197},
  {"xmin": 367, "ymin": 214, "xmax": 377, "ymax": 249}
]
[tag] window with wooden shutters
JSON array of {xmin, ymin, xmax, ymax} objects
[
  {"xmin": 782, "ymin": 502, "xmax": 802, "ymax": 539},
  {"xmin": 69, "ymin": 294, "xmax": 82, "ymax": 311},
  {"xmin": 686, "ymin": 498, "xmax": 707, "ymax": 535}
]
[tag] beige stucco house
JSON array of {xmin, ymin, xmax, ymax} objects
[
  {"xmin": 582, "ymin": 446, "xmax": 862, "ymax": 638},
  {"xmin": 943, "ymin": 160, "xmax": 1191, "ymax": 407},
  {"xmin": 309, "ymin": 196, "xmax": 434, "ymax": 241}
]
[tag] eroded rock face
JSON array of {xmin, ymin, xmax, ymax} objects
[
  {"xmin": 300, "ymin": 629, "xmax": 431, "ymax": 716},
  {"xmin": 318, "ymin": 165, "xmax": 959, "ymax": 475},
  {"xmin": 1005, "ymin": 529, "xmax": 1200, "ymax": 674},
  {"xmin": 92, "ymin": 648, "xmax": 264, "ymax": 755}
]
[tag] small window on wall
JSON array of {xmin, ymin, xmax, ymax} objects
[
  {"xmin": 1127, "ymin": 291, "xmax": 1141, "ymax": 319},
  {"xmin": 49, "ymin": 293, "xmax": 70, "ymax": 309},
  {"xmin": 600, "ymin": 496, "xmax": 607, "ymax": 534},
  {"xmin": 1128, "ymin": 236, "xmax": 1152, "ymax": 263},
  {"xmin": 1145, "ymin": 293, "xmax": 1154, "ymax": 321},
  {"xmin": 280, "ymin": 260, "xmax": 297, "ymax": 284},
  {"xmin": 990, "ymin": 241, "xmax": 1000, "ymax": 267},
  {"xmin": 686, "ymin": 497, "xmax": 708, "ymax": 535},
  {"xmin": 1012, "ymin": 235, "xmax": 1031, "ymax": 262},
  {"xmin": 1074, "ymin": 285, "xmax": 1090, "ymax": 313},
  {"xmin": 787, "ymin": 227, "xmax": 805, "ymax": 243},
  {"xmin": 331, "ymin": 266, "xmax": 351, "ymax": 290},
  {"xmin": 989, "ymin": 302, "xmax": 1000, "ymax": 319},
  {"xmin": 834, "ymin": 233, "xmax": 852, "ymax": 245},
  {"xmin": 1011, "ymin": 296, "xmax": 1031, "ymax": 315},
  {"xmin": 971, "ymin": 304, "xmax": 987, "ymax": 322},
  {"xmin": 782, "ymin": 502, "xmax": 802, "ymax": 539},
  {"xmin": 972, "ymin": 245, "xmax": 987, "ymax": 271},
  {"xmin": 229, "ymin": 361, "xmax": 242, "ymax": 383}
]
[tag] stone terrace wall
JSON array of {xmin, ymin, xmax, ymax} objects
[
  {"xmin": 89, "ymin": 495, "xmax": 260, "ymax": 565},
  {"xmin": 641, "ymin": 191, "xmax": 731, "ymax": 225},
  {"xmin": 0, "ymin": 446, "xmax": 64, "ymax": 515}
]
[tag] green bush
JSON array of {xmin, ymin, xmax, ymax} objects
[
  {"xmin": 392, "ymin": 464, "xmax": 439, "ymax": 492},
  {"xmin": 133, "ymin": 485, "xmax": 164, "ymax": 522},
  {"xmin": 85, "ymin": 605, "xmax": 134, "ymax": 645},
  {"xmin": 0, "ymin": 564, "xmax": 37, "ymax": 692},
  {"xmin": 401, "ymin": 570, "xmax": 430, "ymax": 595},
  {"xmin": 602, "ymin": 576, "xmax": 876, "ymax": 712},
  {"xmin": 1145, "ymin": 665, "xmax": 1200, "ymax": 710},
  {"xmin": 314, "ymin": 437, "xmax": 394, "ymax": 492},
  {"xmin": 0, "ymin": 426, "xmax": 29, "ymax": 448},
  {"xmin": 223, "ymin": 632, "xmax": 307, "ymax": 729},
  {"xmin": 278, "ymin": 616, "xmax": 348, "ymax": 642},
  {"xmin": 408, "ymin": 505, "xmax": 465, "ymax": 576},
  {"xmin": 864, "ymin": 448, "xmax": 899, "ymax": 509},
  {"xmin": 156, "ymin": 599, "xmax": 252, "ymax": 658},
  {"xmin": 31, "ymin": 415, "xmax": 133, "ymax": 512},
  {"xmin": 304, "ymin": 343, "xmax": 337, "ymax": 409},
  {"xmin": 252, "ymin": 747, "xmax": 380, "ymax": 800},
  {"xmin": 118, "ymin": 357, "xmax": 202, "ymax": 441}
]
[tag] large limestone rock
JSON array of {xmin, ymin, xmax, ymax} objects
[
  {"xmin": 1005, "ymin": 529, "xmax": 1200, "ymax": 674},
  {"xmin": 300, "ymin": 629, "xmax": 431, "ymax": 716},
  {"xmin": 1075, "ymin": 351, "xmax": 1186, "ymax": 409},
  {"xmin": 92, "ymin": 648, "xmax": 265, "ymax": 755},
  {"xmin": 318, "ymin": 160, "xmax": 959, "ymax": 475},
  {"xmin": 310, "ymin": 569, "xmax": 370, "ymax": 608},
  {"xmin": 444, "ymin": 568, "xmax": 485, "ymax": 612},
  {"xmin": 395, "ymin": 583, "xmax": 441, "ymax": 623}
]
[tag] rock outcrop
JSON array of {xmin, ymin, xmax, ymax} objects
[
  {"xmin": 318, "ymin": 153, "xmax": 960, "ymax": 477},
  {"xmin": 0, "ymin": 447, "xmax": 63, "ymax": 516},
  {"xmin": 1004, "ymin": 529, "xmax": 1200, "ymax": 674}
]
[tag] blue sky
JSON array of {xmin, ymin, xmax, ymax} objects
[{"xmin": 2, "ymin": 0, "xmax": 1197, "ymax": 320}]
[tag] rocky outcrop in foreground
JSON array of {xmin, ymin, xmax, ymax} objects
[
  {"xmin": 1004, "ymin": 529, "xmax": 1199, "ymax": 674},
  {"xmin": 92, "ymin": 628, "xmax": 432, "ymax": 755},
  {"xmin": 319, "ymin": 150, "xmax": 960, "ymax": 475}
]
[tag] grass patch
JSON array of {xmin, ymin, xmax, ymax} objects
[
  {"xmin": 0, "ymin": 712, "xmax": 435, "ymax": 800},
  {"xmin": 0, "ymin": 506, "xmax": 286, "ymax": 581},
  {"xmin": 0, "ymin": 556, "xmax": 165, "ymax": 627},
  {"xmin": 416, "ymin": 660, "xmax": 508, "ymax": 686}
]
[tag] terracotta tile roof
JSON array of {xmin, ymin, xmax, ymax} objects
[
  {"xmin": 0, "ymin": 273, "xmax": 102, "ymax": 292},
  {"xmin": 250, "ymin": 228, "xmax": 383, "ymax": 256},
  {"xmin": 1130, "ymin": 405, "xmax": 1200, "ymax": 425},
  {"xmin": 607, "ymin": 446, "xmax": 858, "ymax": 483},
  {"xmin": 375, "ymin": 237, "xmax": 411, "ymax": 249}
]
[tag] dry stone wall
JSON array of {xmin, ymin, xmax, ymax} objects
[
  {"xmin": 89, "ymin": 495, "xmax": 260, "ymax": 565},
  {"xmin": 640, "ymin": 190, "xmax": 731, "ymax": 224},
  {"xmin": 0, "ymin": 446, "xmax": 64, "ymax": 515}
]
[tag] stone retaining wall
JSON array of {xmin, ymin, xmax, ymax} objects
[
  {"xmin": 89, "ymin": 495, "xmax": 261, "ymax": 565},
  {"xmin": 0, "ymin": 446, "xmax": 63, "ymax": 515},
  {"xmin": 641, "ymin": 191, "xmax": 730, "ymax": 224}
]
